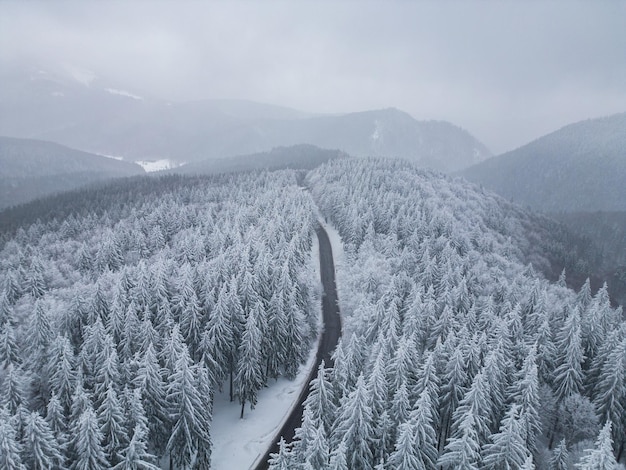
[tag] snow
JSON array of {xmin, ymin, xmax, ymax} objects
[
  {"xmin": 210, "ymin": 346, "xmax": 317, "ymax": 470},
  {"xmin": 64, "ymin": 64, "xmax": 96, "ymax": 86},
  {"xmin": 105, "ymin": 87, "xmax": 143, "ymax": 100},
  {"xmin": 99, "ymin": 154, "xmax": 125, "ymax": 161},
  {"xmin": 135, "ymin": 159, "xmax": 180, "ymax": 172},
  {"xmin": 209, "ymin": 228, "xmax": 327, "ymax": 470},
  {"xmin": 51, "ymin": 91, "xmax": 64, "ymax": 97}
]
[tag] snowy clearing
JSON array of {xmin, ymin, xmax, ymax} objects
[
  {"xmin": 210, "ymin": 346, "xmax": 318, "ymax": 470},
  {"xmin": 135, "ymin": 159, "xmax": 180, "ymax": 172}
]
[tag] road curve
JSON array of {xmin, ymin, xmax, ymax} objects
[{"xmin": 252, "ymin": 223, "xmax": 342, "ymax": 469}]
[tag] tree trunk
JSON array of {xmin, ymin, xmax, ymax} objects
[
  {"xmin": 240, "ymin": 399, "xmax": 246, "ymax": 419},
  {"xmin": 229, "ymin": 354, "xmax": 234, "ymax": 402}
]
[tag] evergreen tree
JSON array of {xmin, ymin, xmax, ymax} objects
[
  {"xmin": 165, "ymin": 348, "xmax": 211, "ymax": 469},
  {"xmin": 70, "ymin": 406, "xmax": 109, "ymax": 470},
  {"xmin": 97, "ymin": 384, "xmax": 129, "ymax": 466},
  {"xmin": 388, "ymin": 421, "xmax": 421, "ymax": 469},
  {"xmin": 268, "ymin": 437, "xmax": 294, "ymax": 470},
  {"xmin": 132, "ymin": 343, "xmax": 168, "ymax": 453},
  {"xmin": 437, "ymin": 410, "xmax": 481, "ymax": 470},
  {"xmin": 234, "ymin": 303, "xmax": 264, "ymax": 418},
  {"xmin": 554, "ymin": 308, "xmax": 585, "ymax": 401},
  {"xmin": 509, "ymin": 344, "xmax": 542, "ymax": 455},
  {"xmin": 0, "ymin": 323, "xmax": 20, "ymax": 368},
  {"xmin": 1, "ymin": 364, "xmax": 29, "ymax": 416},
  {"xmin": 302, "ymin": 360, "xmax": 336, "ymax": 436},
  {"xmin": 330, "ymin": 375, "xmax": 374, "ymax": 470},
  {"xmin": 592, "ymin": 337, "xmax": 626, "ymax": 454},
  {"xmin": 0, "ymin": 407, "xmax": 26, "ymax": 470},
  {"xmin": 575, "ymin": 421, "xmax": 618, "ymax": 470},
  {"xmin": 550, "ymin": 439, "xmax": 570, "ymax": 470},
  {"xmin": 22, "ymin": 411, "xmax": 63, "ymax": 470},
  {"xmin": 49, "ymin": 335, "xmax": 77, "ymax": 413},
  {"xmin": 112, "ymin": 423, "xmax": 159, "ymax": 470},
  {"xmin": 481, "ymin": 404, "xmax": 531, "ymax": 470}
]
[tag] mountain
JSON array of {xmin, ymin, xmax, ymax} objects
[
  {"xmin": 171, "ymin": 145, "xmax": 347, "ymax": 176},
  {"xmin": 0, "ymin": 136, "xmax": 144, "ymax": 209},
  {"xmin": 0, "ymin": 63, "xmax": 491, "ymax": 172},
  {"xmin": 460, "ymin": 112, "xmax": 626, "ymax": 212}
]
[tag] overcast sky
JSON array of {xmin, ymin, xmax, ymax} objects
[{"xmin": 2, "ymin": 0, "xmax": 625, "ymax": 153}]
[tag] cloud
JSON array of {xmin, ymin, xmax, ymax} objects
[{"xmin": 1, "ymin": 0, "xmax": 625, "ymax": 153}]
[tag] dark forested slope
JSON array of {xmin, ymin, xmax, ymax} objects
[
  {"xmin": 460, "ymin": 112, "xmax": 626, "ymax": 212},
  {"xmin": 171, "ymin": 144, "xmax": 347, "ymax": 176},
  {"xmin": 0, "ymin": 136, "xmax": 144, "ymax": 209}
]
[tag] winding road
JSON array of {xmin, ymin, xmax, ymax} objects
[{"xmin": 253, "ymin": 223, "xmax": 342, "ymax": 469}]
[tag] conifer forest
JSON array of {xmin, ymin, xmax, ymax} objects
[{"xmin": 1, "ymin": 159, "xmax": 624, "ymax": 469}]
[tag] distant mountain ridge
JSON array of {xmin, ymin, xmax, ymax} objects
[
  {"xmin": 460, "ymin": 112, "xmax": 626, "ymax": 212},
  {"xmin": 171, "ymin": 144, "xmax": 347, "ymax": 176},
  {"xmin": 0, "ymin": 63, "xmax": 491, "ymax": 173},
  {"xmin": 0, "ymin": 136, "xmax": 144, "ymax": 209}
]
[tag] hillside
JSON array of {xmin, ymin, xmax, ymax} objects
[
  {"xmin": 0, "ymin": 159, "xmax": 623, "ymax": 468},
  {"xmin": 171, "ymin": 145, "xmax": 347, "ymax": 176},
  {"xmin": 0, "ymin": 136, "xmax": 144, "ymax": 209},
  {"xmin": 460, "ymin": 112, "xmax": 626, "ymax": 212},
  {"xmin": 0, "ymin": 64, "xmax": 491, "ymax": 172},
  {"xmin": 276, "ymin": 158, "xmax": 626, "ymax": 468}
]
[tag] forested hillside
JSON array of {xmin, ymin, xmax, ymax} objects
[
  {"xmin": 1, "ymin": 158, "xmax": 624, "ymax": 469},
  {"xmin": 270, "ymin": 158, "xmax": 626, "ymax": 468},
  {"xmin": 0, "ymin": 136, "xmax": 144, "ymax": 209},
  {"xmin": 460, "ymin": 112, "xmax": 626, "ymax": 212},
  {"xmin": 172, "ymin": 145, "xmax": 346, "ymax": 176},
  {"xmin": 0, "ymin": 171, "xmax": 319, "ymax": 468}
]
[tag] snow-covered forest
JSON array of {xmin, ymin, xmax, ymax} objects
[
  {"xmin": 272, "ymin": 159, "xmax": 626, "ymax": 469},
  {"xmin": 0, "ymin": 158, "xmax": 625, "ymax": 469},
  {"xmin": 0, "ymin": 171, "xmax": 319, "ymax": 468}
]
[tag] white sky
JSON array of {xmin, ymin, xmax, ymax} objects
[{"xmin": 1, "ymin": 0, "xmax": 626, "ymax": 153}]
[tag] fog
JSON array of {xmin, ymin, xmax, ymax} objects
[{"xmin": 2, "ymin": 0, "xmax": 626, "ymax": 153}]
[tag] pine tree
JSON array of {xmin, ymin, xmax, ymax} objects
[
  {"xmin": 45, "ymin": 393, "xmax": 68, "ymax": 464},
  {"xmin": 132, "ymin": 343, "xmax": 168, "ymax": 453},
  {"xmin": 409, "ymin": 388, "xmax": 439, "ymax": 469},
  {"xmin": 330, "ymin": 375, "xmax": 374, "ymax": 470},
  {"xmin": 112, "ymin": 422, "xmax": 159, "ymax": 470},
  {"xmin": 303, "ymin": 361, "xmax": 336, "ymax": 436},
  {"xmin": 0, "ymin": 407, "xmax": 26, "ymax": 470},
  {"xmin": 388, "ymin": 421, "xmax": 421, "ymax": 469},
  {"xmin": 268, "ymin": 437, "xmax": 294, "ymax": 470},
  {"xmin": 234, "ymin": 303, "xmax": 264, "ymax": 418},
  {"xmin": 49, "ymin": 335, "xmax": 77, "ymax": 412},
  {"xmin": 97, "ymin": 384, "xmax": 129, "ymax": 466},
  {"xmin": 575, "ymin": 421, "xmax": 618, "ymax": 470},
  {"xmin": 554, "ymin": 308, "xmax": 585, "ymax": 401},
  {"xmin": 0, "ymin": 323, "xmax": 20, "ymax": 368},
  {"xmin": 165, "ymin": 348, "xmax": 210, "ymax": 469},
  {"xmin": 328, "ymin": 439, "xmax": 349, "ymax": 470},
  {"xmin": 22, "ymin": 411, "xmax": 63, "ymax": 470},
  {"xmin": 481, "ymin": 404, "xmax": 531, "ymax": 470},
  {"xmin": 437, "ymin": 410, "xmax": 481, "ymax": 470},
  {"xmin": 1, "ymin": 363, "xmax": 29, "ymax": 417},
  {"xmin": 439, "ymin": 343, "xmax": 469, "ymax": 451},
  {"xmin": 509, "ymin": 344, "xmax": 542, "ymax": 455},
  {"xmin": 592, "ymin": 337, "xmax": 626, "ymax": 454},
  {"xmin": 70, "ymin": 406, "xmax": 109, "ymax": 470},
  {"xmin": 449, "ymin": 371, "xmax": 492, "ymax": 447},
  {"xmin": 550, "ymin": 439, "xmax": 570, "ymax": 470}
]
